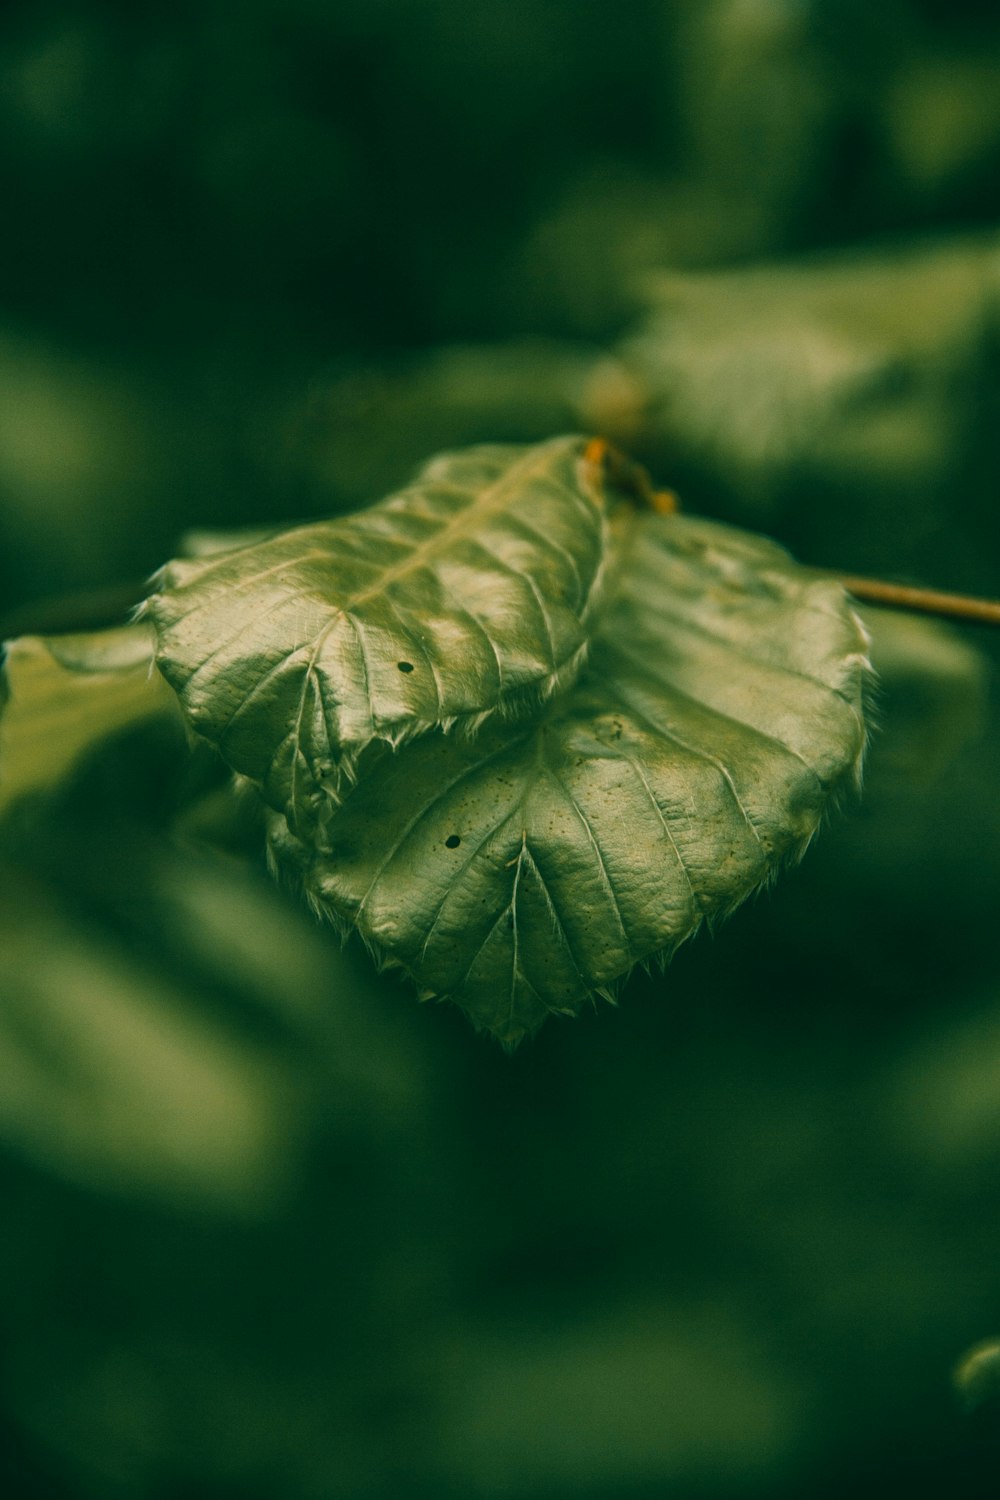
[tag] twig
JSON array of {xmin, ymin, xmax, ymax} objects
[{"xmin": 833, "ymin": 576, "xmax": 1000, "ymax": 629}]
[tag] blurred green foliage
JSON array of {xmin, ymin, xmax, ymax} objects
[{"xmin": 2, "ymin": 1, "xmax": 1000, "ymax": 1496}]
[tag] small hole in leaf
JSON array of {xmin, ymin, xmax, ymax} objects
[
  {"xmin": 445, "ymin": 834, "xmax": 461, "ymax": 849},
  {"xmin": 397, "ymin": 661, "xmax": 414, "ymax": 673}
]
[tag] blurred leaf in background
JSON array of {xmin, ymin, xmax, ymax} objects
[{"xmin": 0, "ymin": 625, "xmax": 174, "ymax": 813}]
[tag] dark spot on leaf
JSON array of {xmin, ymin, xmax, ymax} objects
[
  {"xmin": 398, "ymin": 660, "xmax": 414, "ymax": 672},
  {"xmin": 445, "ymin": 834, "xmax": 461, "ymax": 848},
  {"xmin": 506, "ymin": 912, "xmax": 515, "ymax": 931}
]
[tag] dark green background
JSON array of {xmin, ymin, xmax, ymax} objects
[{"xmin": 2, "ymin": 2, "xmax": 1000, "ymax": 1496}]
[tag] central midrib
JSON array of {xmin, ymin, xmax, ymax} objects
[{"xmin": 342, "ymin": 437, "xmax": 596, "ymax": 614}]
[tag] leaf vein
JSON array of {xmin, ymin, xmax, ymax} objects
[
  {"xmin": 613, "ymin": 742, "xmax": 700, "ymax": 916},
  {"xmin": 606, "ymin": 637, "xmax": 823, "ymax": 786},
  {"xmin": 603, "ymin": 674, "xmax": 772, "ymax": 854},
  {"xmin": 468, "ymin": 537, "xmax": 560, "ymax": 672},
  {"xmin": 353, "ymin": 738, "xmax": 523, "ymax": 922},
  {"xmin": 504, "ymin": 512, "xmax": 584, "ymax": 602},
  {"xmin": 624, "ymin": 584, "xmax": 864, "ymax": 724},
  {"xmin": 521, "ymin": 844, "xmax": 589, "ymax": 993},
  {"xmin": 553, "ymin": 774, "xmax": 632, "ymax": 962}
]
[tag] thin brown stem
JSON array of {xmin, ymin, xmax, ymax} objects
[{"xmin": 833, "ymin": 575, "xmax": 1000, "ymax": 629}]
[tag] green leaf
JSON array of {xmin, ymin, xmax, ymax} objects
[
  {"xmin": 146, "ymin": 436, "xmax": 622, "ymax": 834},
  {"xmin": 616, "ymin": 237, "xmax": 998, "ymax": 516},
  {"xmin": 954, "ymin": 1339, "xmax": 1000, "ymax": 1413},
  {"xmin": 269, "ymin": 512, "xmax": 870, "ymax": 1044},
  {"xmin": 0, "ymin": 624, "xmax": 177, "ymax": 815},
  {"xmin": 0, "ymin": 861, "xmax": 297, "ymax": 1211}
]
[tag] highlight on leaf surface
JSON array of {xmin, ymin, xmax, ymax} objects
[
  {"xmin": 267, "ymin": 511, "xmax": 870, "ymax": 1045},
  {"xmin": 0, "ymin": 624, "xmax": 176, "ymax": 815},
  {"xmin": 145, "ymin": 436, "xmax": 642, "ymax": 834}
]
